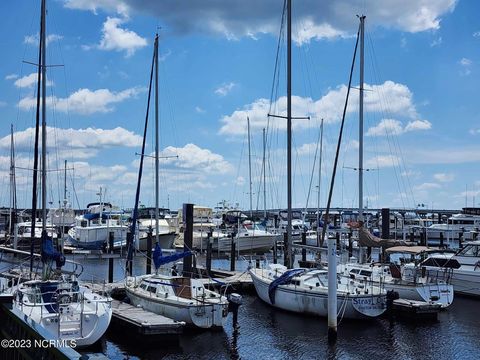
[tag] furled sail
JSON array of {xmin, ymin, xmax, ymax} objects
[{"xmin": 153, "ymin": 243, "xmax": 192, "ymax": 269}]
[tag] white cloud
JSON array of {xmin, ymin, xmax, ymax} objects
[
  {"xmin": 414, "ymin": 182, "xmax": 441, "ymax": 191},
  {"xmin": 64, "ymin": 1, "xmax": 457, "ymax": 43},
  {"xmin": 5, "ymin": 74, "xmax": 18, "ymax": 80},
  {"xmin": 367, "ymin": 118, "xmax": 431, "ymax": 136},
  {"xmin": 401, "ymin": 169, "xmax": 420, "ymax": 177},
  {"xmin": 296, "ymin": 142, "xmax": 318, "ymax": 156},
  {"xmin": 366, "ymin": 119, "xmax": 403, "ymax": 136},
  {"xmin": 0, "ymin": 101, "xmax": 6, "ymax": 107},
  {"xmin": 430, "ymin": 37, "xmax": 442, "ymax": 47},
  {"xmin": 13, "ymin": 73, "xmax": 53, "ymax": 88},
  {"xmin": 24, "ymin": 33, "xmax": 63, "ymax": 45},
  {"xmin": 94, "ymin": 17, "xmax": 147, "ymax": 57},
  {"xmin": 220, "ymin": 81, "xmax": 422, "ymax": 136},
  {"xmin": 215, "ymin": 82, "xmax": 236, "ymax": 96},
  {"xmin": 433, "ymin": 173, "xmax": 455, "ymax": 182},
  {"xmin": 195, "ymin": 106, "xmax": 205, "ymax": 113},
  {"xmin": 474, "ymin": 31, "xmax": 480, "ymax": 38},
  {"xmin": 459, "ymin": 57, "xmax": 472, "ymax": 76},
  {"xmin": 0, "ymin": 126, "xmax": 142, "ymax": 160},
  {"xmin": 18, "ymin": 86, "xmax": 144, "ymax": 115},
  {"xmin": 235, "ymin": 176, "xmax": 245, "ymax": 186},
  {"xmin": 365, "ymin": 155, "xmax": 400, "ymax": 168},
  {"xmin": 64, "ymin": 0, "xmax": 129, "ymax": 16},
  {"xmin": 160, "ymin": 143, "xmax": 233, "ymax": 174}
]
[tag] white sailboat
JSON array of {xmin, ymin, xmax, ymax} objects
[
  {"xmin": 250, "ymin": 5, "xmax": 386, "ymax": 320},
  {"xmin": 124, "ymin": 34, "xmax": 230, "ymax": 329},
  {"xmin": 10, "ymin": 0, "xmax": 112, "ymax": 347}
]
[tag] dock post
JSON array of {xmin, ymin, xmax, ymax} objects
[
  {"xmin": 206, "ymin": 231, "xmax": 212, "ymax": 276},
  {"xmin": 420, "ymin": 231, "xmax": 425, "ymax": 246},
  {"xmin": 381, "ymin": 208, "xmax": 390, "ymax": 239},
  {"xmin": 230, "ymin": 233, "xmax": 236, "ymax": 272},
  {"xmin": 146, "ymin": 227, "xmax": 152, "ymax": 275},
  {"xmin": 301, "ymin": 232, "xmax": 306, "ymax": 263},
  {"xmin": 327, "ymin": 235, "xmax": 337, "ymax": 343},
  {"xmin": 348, "ymin": 230, "xmax": 353, "ymax": 259},
  {"xmin": 410, "ymin": 231, "xmax": 415, "ymax": 243},
  {"xmin": 183, "ymin": 203, "xmax": 194, "ymax": 277},
  {"xmin": 283, "ymin": 232, "xmax": 288, "ymax": 267},
  {"xmin": 273, "ymin": 238, "xmax": 278, "ymax": 264},
  {"xmin": 440, "ymin": 232, "xmax": 444, "ymax": 248},
  {"xmin": 459, "ymin": 229, "xmax": 464, "ymax": 249},
  {"xmin": 336, "ymin": 231, "xmax": 340, "ymax": 251},
  {"xmin": 108, "ymin": 231, "xmax": 114, "ymax": 283}
]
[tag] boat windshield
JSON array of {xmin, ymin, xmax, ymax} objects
[{"xmin": 457, "ymin": 244, "xmax": 480, "ymax": 257}]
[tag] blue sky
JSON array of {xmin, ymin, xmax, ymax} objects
[{"xmin": 0, "ymin": 0, "xmax": 479, "ymax": 213}]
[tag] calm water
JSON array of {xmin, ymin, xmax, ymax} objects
[
  {"xmin": 69, "ymin": 254, "xmax": 480, "ymax": 360},
  {"xmin": 2, "ymin": 252, "xmax": 478, "ymax": 359}
]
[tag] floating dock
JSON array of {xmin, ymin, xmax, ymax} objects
[
  {"xmin": 109, "ymin": 299, "xmax": 185, "ymax": 336},
  {"xmin": 390, "ymin": 299, "xmax": 442, "ymax": 320}
]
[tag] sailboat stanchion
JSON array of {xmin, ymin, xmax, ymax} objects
[
  {"xmin": 146, "ymin": 228, "xmax": 153, "ymax": 274},
  {"xmin": 327, "ymin": 235, "xmax": 337, "ymax": 342},
  {"xmin": 183, "ymin": 203, "xmax": 194, "ymax": 277},
  {"xmin": 108, "ymin": 231, "xmax": 114, "ymax": 283}
]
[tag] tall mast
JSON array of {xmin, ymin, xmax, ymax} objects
[
  {"xmin": 63, "ymin": 160, "xmax": 67, "ymax": 205},
  {"xmin": 286, "ymin": 0, "xmax": 292, "ymax": 268},
  {"xmin": 41, "ymin": 0, "xmax": 47, "ymax": 231},
  {"xmin": 247, "ymin": 116, "xmax": 253, "ymax": 218},
  {"xmin": 154, "ymin": 34, "xmax": 160, "ymax": 244},
  {"xmin": 9, "ymin": 124, "xmax": 17, "ymax": 236},
  {"xmin": 316, "ymin": 119, "xmax": 323, "ymax": 230},
  {"xmin": 358, "ymin": 15, "xmax": 365, "ymax": 222},
  {"xmin": 262, "ymin": 128, "xmax": 267, "ymax": 219}
]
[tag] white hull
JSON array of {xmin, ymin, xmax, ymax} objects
[
  {"xmin": 216, "ymin": 235, "xmax": 276, "ymax": 253},
  {"xmin": 383, "ymin": 282, "xmax": 453, "ymax": 307},
  {"xmin": 426, "ymin": 268, "xmax": 480, "ymax": 297},
  {"xmin": 68, "ymin": 225, "xmax": 128, "ymax": 250},
  {"xmin": 249, "ymin": 268, "xmax": 386, "ymax": 319},
  {"xmin": 137, "ymin": 232, "xmax": 176, "ymax": 250}
]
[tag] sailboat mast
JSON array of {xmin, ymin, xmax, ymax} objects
[
  {"xmin": 41, "ymin": 0, "xmax": 47, "ymax": 231},
  {"xmin": 154, "ymin": 34, "xmax": 160, "ymax": 244},
  {"xmin": 358, "ymin": 15, "xmax": 365, "ymax": 222},
  {"xmin": 247, "ymin": 116, "xmax": 253, "ymax": 218},
  {"xmin": 317, "ymin": 119, "xmax": 323, "ymax": 229},
  {"xmin": 64, "ymin": 160, "xmax": 67, "ymax": 204},
  {"xmin": 9, "ymin": 124, "xmax": 17, "ymax": 236},
  {"xmin": 286, "ymin": 0, "xmax": 292, "ymax": 267},
  {"xmin": 263, "ymin": 128, "xmax": 267, "ymax": 219}
]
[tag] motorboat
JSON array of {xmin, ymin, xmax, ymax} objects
[{"xmin": 420, "ymin": 240, "xmax": 480, "ymax": 297}]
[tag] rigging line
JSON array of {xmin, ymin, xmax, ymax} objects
[
  {"xmin": 321, "ymin": 22, "xmax": 360, "ymax": 246},
  {"xmin": 367, "ymin": 33, "xmax": 415, "ymax": 208},
  {"xmin": 302, "ymin": 127, "xmax": 321, "ymax": 223}
]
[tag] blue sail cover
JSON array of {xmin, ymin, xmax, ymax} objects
[
  {"xmin": 41, "ymin": 233, "xmax": 66, "ymax": 268},
  {"xmin": 268, "ymin": 268, "xmax": 306, "ymax": 305},
  {"xmin": 152, "ymin": 242, "xmax": 192, "ymax": 270}
]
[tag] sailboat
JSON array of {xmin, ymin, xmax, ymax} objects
[
  {"xmin": 124, "ymin": 34, "xmax": 229, "ymax": 329},
  {"xmin": 10, "ymin": 0, "xmax": 111, "ymax": 347},
  {"xmin": 250, "ymin": 4, "xmax": 386, "ymax": 320}
]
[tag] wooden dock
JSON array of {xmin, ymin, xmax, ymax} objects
[
  {"xmin": 390, "ymin": 299, "xmax": 441, "ymax": 320},
  {"xmin": 110, "ymin": 299, "xmax": 185, "ymax": 336}
]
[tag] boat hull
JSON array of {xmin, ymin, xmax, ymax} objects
[
  {"xmin": 125, "ymin": 287, "xmax": 228, "ymax": 328},
  {"xmin": 137, "ymin": 232, "xmax": 176, "ymax": 250},
  {"xmin": 249, "ymin": 269, "xmax": 386, "ymax": 319}
]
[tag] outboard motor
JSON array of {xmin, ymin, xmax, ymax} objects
[{"xmin": 227, "ymin": 293, "xmax": 243, "ymax": 326}]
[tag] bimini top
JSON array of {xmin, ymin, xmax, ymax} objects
[{"xmin": 385, "ymin": 246, "xmax": 431, "ymax": 255}]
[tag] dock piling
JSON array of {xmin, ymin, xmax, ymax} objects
[
  {"xmin": 146, "ymin": 227, "xmax": 152, "ymax": 275},
  {"xmin": 206, "ymin": 231, "xmax": 212, "ymax": 275},
  {"xmin": 108, "ymin": 231, "xmax": 114, "ymax": 283},
  {"xmin": 301, "ymin": 232, "xmax": 306, "ymax": 263},
  {"xmin": 230, "ymin": 233, "xmax": 236, "ymax": 272},
  {"xmin": 183, "ymin": 203, "xmax": 194, "ymax": 277},
  {"xmin": 440, "ymin": 232, "xmax": 444, "ymax": 248}
]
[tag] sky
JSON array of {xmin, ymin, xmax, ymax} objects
[{"xmin": 0, "ymin": 0, "xmax": 479, "ymax": 213}]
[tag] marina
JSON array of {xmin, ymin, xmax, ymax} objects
[{"xmin": 1, "ymin": 0, "xmax": 479, "ymax": 359}]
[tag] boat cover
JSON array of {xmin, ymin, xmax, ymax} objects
[
  {"xmin": 153, "ymin": 243, "xmax": 192, "ymax": 269},
  {"xmin": 268, "ymin": 268, "xmax": 306, "ymax": 305},
  {"xmin": 358, "ymin": 227, "xmax": 412, "ymax": 248}
]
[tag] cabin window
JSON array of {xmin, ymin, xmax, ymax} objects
[
  {"xmin": 140, "ymin": 283, "xmax": 148, "ymax": 290},
  {"xmin": 351, "ymin": 269, "xmax": 360, "ymax": 274},
  {"xmin": 359, "ymin": 270, "xmax": 372, "ymax": 277},
  {"xmin": 147, "ymin": 286, "xmax": 157, "ymax": 293},
  {"xmin": 458, "ymin": 245, "xmax": 478, "ymax": 257}
]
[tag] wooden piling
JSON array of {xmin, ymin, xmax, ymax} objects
[
  {"xmin": 283, "ymin": 232, "xmax": 288, "ymax": 267},
  {"xmin": 146, "ymin": 228, "xmax": 152, "ymax": 275},
  {"xmin": 348, "ymin": 231, "xmax": 353, "ymax": 259},
  {"xmin": 273, "ymin": 239, "xmax": 278, "ymax": 264},
  {"xmin": 108, "ymin": 231, "xmax": 114, "ymax": 283},
  {"xmin": 230, "ymin": 233, "xmax": 236, "ymax": 272},
  {"xmin": 183, "ymin": 203, "xmax": 194, "ymax": 277},
  {"xmin": 301, "ymin": 232, "xmax": 306, "ymax": 262},
  {"xmin": 206, "ymin": 232, "xmax": 212, "ymax": 276},
  {"xmin": 440, "ymin": 232, "xmax": 444, "ymax": 248}
]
